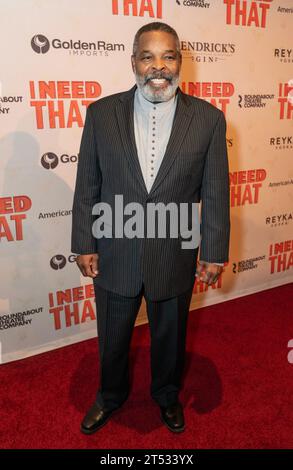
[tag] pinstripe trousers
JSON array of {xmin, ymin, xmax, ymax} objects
[{"xmin": 93, "ymin": 278, "xmax": 195, "ymax": 411}]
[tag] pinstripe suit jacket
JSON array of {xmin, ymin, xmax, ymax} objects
[{"xmin": 71, "ymin": 85, "xmax": 230, "ymax": 301}]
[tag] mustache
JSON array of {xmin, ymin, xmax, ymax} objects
[{"xmin": 144, "ymin": 72, "xmax": 174, "ymax": 84}]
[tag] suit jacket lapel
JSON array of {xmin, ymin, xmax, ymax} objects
[
  {"xmin": 116, "ymin": 85, "xmax": 148, "ymax": 195},
  {"xmin": 115, "ymin": 85, "xmax": 195, "ymax": 198}
]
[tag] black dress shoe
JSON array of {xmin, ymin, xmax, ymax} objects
[
  {"xmin": 160, "ymin": 401, "xmax": 185, "ymax": 433},
  {"xmin": 80, "ymin": 402, "xmax": 117, "ymax": 434}
]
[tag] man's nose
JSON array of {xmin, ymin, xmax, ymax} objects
[{"xmin": 151, "ymin": 59, "xmax": 165, "ymax": 71}]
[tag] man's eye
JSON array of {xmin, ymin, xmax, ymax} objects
[
  {"xmin": 142, "ymin": 56, "xmax": 151, "ymax": 61},
  {"xmin": 165, "ymin": 56, "xmax": 175, "ymax": 60}
]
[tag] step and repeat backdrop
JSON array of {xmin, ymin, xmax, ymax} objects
[{"xmin": 0, "ymin": 0, "xmax": 292, "ymax": 363}]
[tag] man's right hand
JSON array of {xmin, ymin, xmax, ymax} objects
[{"xmin": 76, "ymin": 253, "xmax": 99, "ymax": 278}]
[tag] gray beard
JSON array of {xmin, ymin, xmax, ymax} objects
[{"xmin": 135, "ymin": 73, "xmax": 179, "ymax": 103}]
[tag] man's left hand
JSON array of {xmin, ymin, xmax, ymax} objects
[{"xmin": 196, "ymin": 261, "xmax": 223, "ymax": 285}]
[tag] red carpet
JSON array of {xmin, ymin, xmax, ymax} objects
[{"xmin": 1, "ymin": 284, "xmax": 292, "ymax": 449}]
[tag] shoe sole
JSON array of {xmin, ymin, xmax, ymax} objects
[
  {"xmin": 80, "ymin": 408, "xmax": 117, "ymax": 435},
  {"xmin": 160, "ymin": 415, "xmax": 185, "ymax": 433}
]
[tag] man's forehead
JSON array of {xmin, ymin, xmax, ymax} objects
[
  {"xmin": 138, "ymin": 30, "xmax": 177, "ymax": 46},
  {"xmin": 139, "ymin": 48, "xmax": 176, "ymax": 54}
]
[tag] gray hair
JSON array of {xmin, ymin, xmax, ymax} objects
[{"xmin": 132, "ymin": 22, "xmax": 181, "ymax": 57}]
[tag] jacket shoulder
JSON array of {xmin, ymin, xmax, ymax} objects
[
  {"xmin": 88, "ymin": 89, "xmax": 129, "ymax": 114},
  {"xmin": 181, "ymin": 90, "xmax": 224, "ymax": 119}
]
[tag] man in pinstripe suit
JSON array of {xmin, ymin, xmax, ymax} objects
[{"xmin": 71, "ymin": 22, "xmax": 230, "ymax": 434}]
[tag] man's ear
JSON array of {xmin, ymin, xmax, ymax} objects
[{"xmin": 131, "ymin": 55, "xmax": 136, "ymax": 73}]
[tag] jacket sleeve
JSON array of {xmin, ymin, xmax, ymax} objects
[
  {"xmin": 199, "ymin": 110, "xmax": 230, "ymax": 263},
  {"xmin": 71, "ymin": 104, "xmax": 102, "ymax": 255}
]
